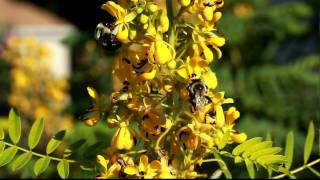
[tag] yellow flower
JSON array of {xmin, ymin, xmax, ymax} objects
[
  {"xmin": 96, "ymin": 155, "xmax": 121, "ymax": 179},
  {"xmin": 113, "ymin": 55, "xmax": 136, "ymax": 84},
  {"xmin": 141, "ymin": 109, "xmax": 167, "ymax": 140},
  {"xmin": 156, "ymin": 157, "xmax": 175, "ymax": 178},
  {"xmin": 201, "ymin": 70, "xmax": 217, "ymax": 89},
  {"xmin": 204, "ymin": 91, "xmax": 234, "ymax": 128},
  {"xmin": 137, "ymin": 65, "xmax": 158, "ymax": 81},
  {"xmin": 124, "ymin": 155, "xmax": 161, "ymax": 178},
  {"xmin": 192, "ymin": 31, "xmax": 214, "ymax": 62},
  {"xmin": 223, "ymin": 107, "xmax": 247, "ymax": 143},
  {"xmin": 205, "ymin": 31, "xmax": 225, "ymax": 59},
  {"xmin": 101, "ymin": 1, "xmax": 137, "ymax": 42},
  {"xmin": 177, "ymin": 56, "xmax": 208, "ymax": 80},
  {"xmin": 177, "ymin": 126, "xmax": 200, "ymax": 151},
  {"xmin": 192, "ymin": 26, "xmax": 225, "ymax": 61},
  {"xmin": 177, "ymin": 121, "xmax": 214, "ymax": 151},
  {"xmin": 148, "ymin": 33, "xmax": 175, "ymax": 65},
  {"xmin": 111, "ymin": 115, "xmax": 137, "ymax": 150},
  {"xmin": 197, "ymin": 0, "xmax": 224, "ymax": 23},
  {"xmin": 171, "ymin": 158, "xmax": 198, "ymax": 178}
]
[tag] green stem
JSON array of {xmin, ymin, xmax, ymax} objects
[
  {"xmin": 125, "ymin": 149, "xmax": 147, "ymax": 155},
  {"xmin": 271, "ymin": 159, "xmax": 320, "ymax": 179},
  {"xmin": 3, "ymin": 141, "xmax": 77, "ymax": 164},
  {"xmin": 154, "ymin": 124, "xmax": 172, "ymax": 152},
  {"xmin": 202, "ymin": 158, "xmax": 226, "ymax": 164},
  {"xmin": 166, "ymin": 0, "xmax": 175, "ymax": 47}
]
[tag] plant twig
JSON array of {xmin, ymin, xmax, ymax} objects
[
  {"xmin": 166, "ymin": 0, "xmax": 175, "ymax": 47},
  {"xmin": 2, "ymin": 141, "xmax": 77, "ymax": 164},
  {"xmin": 271, "ymin": 158, "xmax": 320, "ymax": 179}
]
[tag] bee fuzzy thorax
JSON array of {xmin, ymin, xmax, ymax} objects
[{"xmin": 95, "ymin": 21, "xmax": 122, "ymax": 51}]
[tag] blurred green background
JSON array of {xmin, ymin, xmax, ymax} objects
[{"xmin": 0, "ymin": 0, "xmax": 319, "ymax": 178}]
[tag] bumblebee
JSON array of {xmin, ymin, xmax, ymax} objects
[
  {"xmin": 95, "ymin": 19, "xmax": 121, "ymax": 51},
  {"xmin": 203, "ymin": 0, "xmax": 223, "ymax": 7},
  {"xmin": 188, "ymin": 79, "xmax": 210, "ymax": 112}
]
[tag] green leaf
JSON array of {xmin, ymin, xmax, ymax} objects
[
  {"xmin": 285, "ymin": 131, "xmax": 294, "ymax": 170},
  {"xmin": 245, "ymin": 158, "xmax": 255, "ymax": 179},
  {"xmin": 0, "ymin": 127, "xmax": 4, "ymax": 140},
  {"xmin": 304, "ymin": 121, "xmax": 315, "ymax": 164},
  {"xmin": 250, "ymin": 147, "xmax": 282, "ymax": 160},
  {"xmin": 307, "ymin": 166, "xmax": 320, "ymax": 177},
  {"xmin": 33, "ymin": 156, "xmax": 50, "ymax": 176},
  {"xmin": 242, "ymin": 141, "xmax": 273, "ymax": 158},
  {"xmin": 28, "ymin": 118, "xmax": 44, "ymax": 149},
  {"xmin": 0, "ymin": 146, "xmax": 18, "ymax": 167},
  {"xmin": 57, "ymin": 159, "xmax": 69, "ymax": 179},
  {"xmin": 232, "ymin": 137, "xmax": 262, "ymax": 156},
  {"xmin": 219, "ymin": 129, "xmax": 231, "ymax": 150},
  {"xmin": 46, "ymin": 130, "xmax": 65, "ymax": 154},
  {"xmin": 288, "ymin": 174, "xmax": 297, "ymax": 179},
  {"xmin": 8, "ymin": 109, "xmax": 21, "ymax": 144},
  {"xmin": 267, "ymin": 168, "xmax": 273, "ymax": 178},
  {"xmin": 0, "ymin": 141, "xmax": 5, "ymax": 153},
  {"xmin": 256, "ymin": 155, "xmax": 286, "ymax": 166},
  {"xmin": 11, "ymin": 151, "xmax": 32, "ymax": 171},
  {"xmin": 214, "ymin": 153, "xmax": 232, "ymax": 179}
]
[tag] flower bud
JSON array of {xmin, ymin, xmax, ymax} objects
[
  {"xmin": 146, "ymin": 24, "xmax": 156, "ymax": 36},
  {"xmin": 147, "ymin": 4, "xmax": 158, "ymax": 13},
  {"xmin": 129, "ymin": 29, "xmax": 137, "ymax": 40},
  {"xmin": 136, "ymin": 7, "xmax": 144, "ymax": 14},
  {"xmin": 213, "ymin": 12, "xmax": 222, "ymax": 22},
  {"xmin": 168, "ymin": 60, "xmax": 176, "ymax": 69},
  {"xmin": 140, "ymin": 14, "xmax": 149, "ymax": 24},
  {"xmin": 159, "ymin": 12, "xmax": 169, "ymax": 33}
]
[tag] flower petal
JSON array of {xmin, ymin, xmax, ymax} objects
[
  {"xmin": 101, "ymin": 1, "xmax": 125, "ymax": 19},
  {"xmin": 124, "ymin": 166, "xmax": 138, "ymax": 175},
  {"xmin": 215, "ymin": 105, "xmax": 225, "ymax": 128}
]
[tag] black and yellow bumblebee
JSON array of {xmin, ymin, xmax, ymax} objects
[
  {"xmin": 94, "ymin": 18, "xmax": 121, "ymax": 51},
  {"xmin": 187, "ymin": 79, "xmax": 211, "ymax": 112}
]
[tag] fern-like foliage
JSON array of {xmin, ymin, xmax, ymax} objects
[
  {"xmin": 224, "ymin": 120, "xmax": 320, "ymax": 179},
  {"xmin": 0, "ymin": 108, "xmax": 73, "ymax": 178},
  {"xmin": 271, "ymin": 121, "xmax": 320, "ymax": 179},
  {"xmin": 231, "ymin": 137, "xmax": 286, "ymax": 178}
]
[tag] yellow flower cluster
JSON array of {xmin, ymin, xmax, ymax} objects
[
  {"xmin": 1, "ymin": 36, "xmax": 73, "ymax": 134},
  {"xmin": 87, "ymin": 0, "xmax": 247, "ymax": 178}
]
